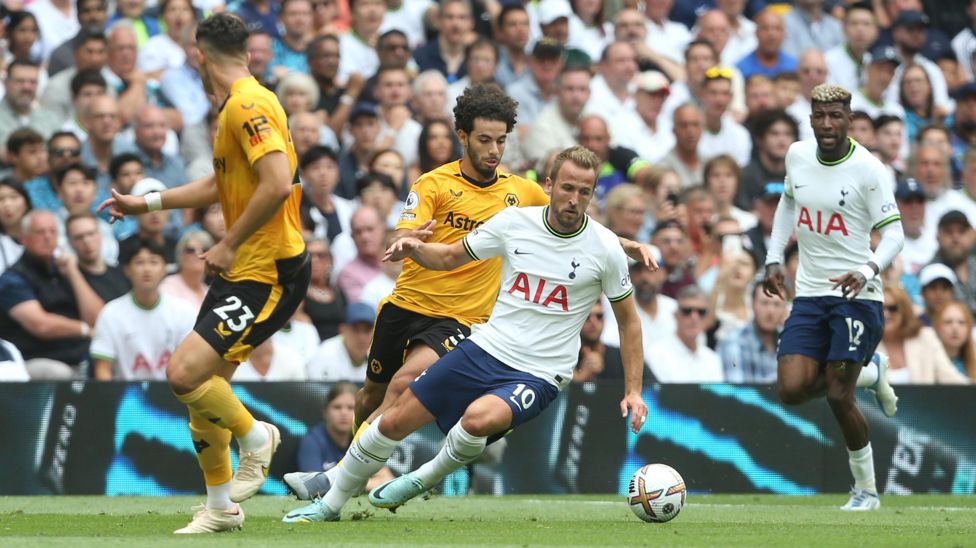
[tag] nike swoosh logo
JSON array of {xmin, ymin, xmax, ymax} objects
[
  {"xmin": 372, "ymin": 482, "xmax": 391, "ymax": 500},
  {"xmin": 514, "ymin": 249, "xmax": 532, "ymax": 255},
  {"xmin": 793, "ymin": 185, "xmax": 806, "ymax": 189}
]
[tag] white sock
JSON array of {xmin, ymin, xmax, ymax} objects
[
  {"xmin": 856, "ymin": 355, "xmax": 880, "ymax": 388},
  {"xmin": 237, "ymin": 420, "xmax": 270, "ymax": 453},
  {"xmin": 848, "ymin": 443, "xmax": 877, "ymax": 492},
  {"xmin": 324, "ymin": 464, "xmax": 340, "ymax": 483},
  {"xmin": 206, "ymin": 481, "xmax": 233, "ymax": 510},
  {"xmin": 414, "ymin": 423, "xmax": 486, "ymax": 488},
  {"xmin": 322, "ymin": 416, "xmax": 397, "ymax": 512}
]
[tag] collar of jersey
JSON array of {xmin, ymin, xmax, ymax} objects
[
  {"xmin": 543, "ymin": 206, "xmax": 588, "ymax": 238},
  {"xmin": 130, "ymin": 292, "xmax": 161, "ymax": 311},
  {"xmin": 456, "ymin": 161, "xmax": 498, "ymax": 188},
  {"xmin": 219, "ymin": 76, "xmax": 259, "ymax": 113},
  {"xmin": 816, "ymin": 137, "xmax": 856, "ymax": 166}
]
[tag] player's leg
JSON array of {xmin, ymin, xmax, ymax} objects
[
  {"xmin": 366, "ymin": 343, "xmax": 439, "ymax": 424},
  {"xmin": 776, "ymin": 297, "xmax": 831, "ymax": 405},
  {"xmin": 776, "ymin": 354, "xmax": 826, "ymax": 405}
]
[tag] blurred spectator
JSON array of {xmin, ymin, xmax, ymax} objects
[
  {"xmin": 699, "ymin": 67, "xmax": 751, "ymax": 166},
  {"xmin": 744, "ymin": 181, "xmax": 783, "ymax": 270},
  {"xmin": 90, "ymin": 238, "xmax": 194, "ymax": 380},
  {"xmin": 785, "ymin": 49, "xmax": 828, "ymax": 141},
  {"xmin": 379, "ymin": 0, "xmax": 430, "ymax": 49},
  {"xmin": 737, "ymin": 109, "xmax": 795, "ymax": 209},
  {"xmin": 933, "ymin": 301, "xmax": 976, "ymax": 381},
  {"xmin": 277, "ymin": 72, "xmax": 321, "ymax": 117},
  {"xmin": 301, "ymin": 146, "xmax": 354, "ymax": 242},
  {"xmin": 853, "ymin": 46, "xmax": 904, "ymax": 121},
  {"xmin": 900, "ymin": 64, "xmax": 941, "ymax": 143},
  {"xmin": 118, "ymin": 178, "xmax": 178, "ymax": 269},
  {"xmin": 160, "ymin": 26, "xmax": 210, "ymax": 129},
  {"xmin": 782, "ymin": 0, "xmax": 843, "ymax": 58},
  {"xmin": 704, "ymin": 154, "xmax": 756, "ymax": 231},
  {"xmin": 105, "ymin": 22, "xmax": 165, "ymax": 125},
  {"xmin": 708, "ymin": 248, "xmax": 757, "ymax": 345},
  {"xmin": 696, "ymin": 10, "xmax": 735, "ymax": 67},
  {"xmin": 772, "ymin": 71, "xmax": 800, "ymax": 109},
  {"xmin": 61, "ymin": 70, "xmax": 110, "ymax": 140},
  {"xmin": 737, "ymin": 9, "xmax": 796, "ymax": 79},
  {"xmin": 0, "ymin": 61, "xmax": 61, "ymax": 152},
  {"xmin": 573, "ymin": 300, "xmax": 612, "ymax": 382},
  {"xmin": 952, "ymin": 2, "xmax": 976, "ymax": 81},
  {"xmin": 887, "ymin": 10, "xmax": 951, "ymax": 114},
  {"xmin": 66, "ymin": 211, "xmax": 127, "ymax": 300},
  {"xmin": 159, "ymin": 229, "xmax": 214, "ymax": 310},
  {"xmin": 877, "ymin": 284, "xmax": 968, "ymax": 384},
  {"xmin": 369, "ymin": 30, "xmax": 416, "ymax": 100},
  {"xmin": 40, "ymin": 28, "xmax": 110, "ymax": 124},
  {"xmin": 374, "ymin": 67, "xmax": 422, "ymax": 168},
  {"xmin": 917, "ymin": 144, "xmax": 976, "ymax": 230},
  {"xmin": 0, "ymin": 210, "xmax": 101, "ymax": 378},
  {"xmin": 510, "ymin": 39, "xmax": 565, "ymax": 126},
  {"xmin": 623, "ymin": 70, "xmax": 674, "ymax": 164},
  {"xmin": 874, "ymin": 115, "xmax": 906, "ymax": 175},
  {"xmin": 522, "ymin": 65, "xmax": 591, "ymax": 166},
  {"xmin": 270, "ymin": 0, "xmax": 314, "ymax": 78},
  {"xmin": 413, "ymin": 0, "xmax": 472, "ymax": 83},
  {"xmin": 4, "ymin": 11, "xmax": 43, "ymax": 65},
  {"xmin": 80, "ymin": 95, "xmax": 124, "ymax": 182},
  {"xmin": 356, "ymin": 173, "xmax": 401, "ymax": 228},
  {"xmin": 139, "ymin": 0, "xmax": 195, "ymax": 74},
  {"xmin": 647, "ymin": 285, "xmax": 723, "ymax": 383},
  {"xmin": 931, "ymin": 210, "xmax": 976, "ymax": 313},
  {"xmin": 918, "ymin": 125, "xmax": 959, "ymax": 182},
  {"xmin": 303, "ymin": 237, "xmax": 347, "ymax": 340},
  {"xmin": 697, "ymin": 215, "xmax": 742, "ymax": 294},
  {"xmin": 106, "ymin": 0, "xmax": 161, "ymax": 48},
  {"xmin": 494, "ymin": 4, "xmax": 531, "ymax": 87},
  {"xmin": 642, "ymin": 0, "xmax": 691, "ymax": 64},
  {"xmin": 447, "ymin": 37, "xmax": 499, "ymax": 111},
  {"xmin": 576, "ymin": 115, "xmax": 651, "ymax": 204},
  {"xmin": 658, "ymin": 104, "xmax": 705, "ymax": 188},
  {"xmin": 232, "ymin": 0, "xmax": 281, "ymax": 38},
  {"xmin": 246, "ymin": 30, "xmax": 276, "ymax": 87},
  {"xmin": 411, "ymin": 70, "xmax": 450, "ymax": 125},
  {"xmin": 28, "ymin": 0, "xmax": 81, "ymax": 59},
  {"xmin": 604, "ymin": 184, "xmax": 646, "ymax": 241},
  {"xmin": 918, "ymin": 262, "xmax": 959, "ymax": 325},
  {"xmin": 290, "ymin": 111, "xmax": 340, "ymax": 159},
  {"xmin": 849, "ymin": 111, "xmax": 877, "ymax": 149},
  {"xmin": 719, "ymin": 282, "xmax": 785, "ymax": 383},
  {"xmin": 0, "ymin": 180, "xmax": 31, "ymax": 274},
  {"xmin": 236, "ymin": 338, "xmax": 308, "ymax": 380},
  {"xmin": 567, "ymin": 0, "xmax": 611, "ymax": 62},
  {"xmin": 4, "ymin": 128, "xmax": 48, "ymax": 187},
  {"xmin": 896, "ymin": 178, "xmax": 936, "ymax": 276},
  {"xmin": 370, "ymin": 148, "xmax": 409, "ymax": 200},
  {"xmin": 307, "ymin": 302, "xmax": 374, "ymax": 381},
  {"xmin": 949, "ymin": 83, "xmax": 976, "ymax": 161},
  {"xmin": 339, "ymin": 103, "xmax": 381, "ymax": 199},
  {"xmin": 0, "ymin": 338, "xmax": 30, "ymax": 382},
  {"xmin": 48, "ymin": 0, "xmax": 110, "ymax": 77},
  {"xmin": 538, "ymin": 0, "xmax": 571, "ymax": 45},
  {"xmin": 825, "ymin": 4, "xmax": 878, "ymax": 92},
  {"xmin": 715, "ymin": 0, "xmax": 756, "ymax": 65},
  {"xmin": 335, "ymin": 206, "xmax": 384, "ymax": 302},
  {"xmin": 296, "ymin": 382, "xmax": 358, "ymax": 471},
  {"xmin": 127, "ymin": 106, "xmax": 187, "ymax": 189},
  {"xmin": 602, "ymin": 250, "xmax": 678, "ymax": 361},
  {"xmin": 106, "ymin": 153, "xmax": 145, "ymax": 239},
  {"xmin": 652, "ymin": 220, "xmax": 695, "ymax": 299},
  {"xmin": 338, "ymin": 0, "xmax": 385, "ymax": 82},
  {"xmin": 307, "ymin": 35, "xmax": 354, "ymax": 134},
  {"xmin": 640, "ymin": 167, "xmax": 684, "ymax": 239},
  {"xmin": 409, "ymin": 119, "xmax": 461, "ymax": 183},
  {"xmin": 360, "ymin": 230, "xmax": 401, "ymax": 310},
  {"xmin": 683, "ymin": 185, "xmax": 716, "ymax": 258},
  {"xmin": 586, "ymin": 41, "xmax": 639, "ymax": 136},
  {"xmin": 272, "ymin": 309, "xmax": 322, "ymax": 368}
]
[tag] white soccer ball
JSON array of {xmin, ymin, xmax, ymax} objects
[{"xmin": 626, "ymin": 463, "xmax": 686, "ymax": 523}]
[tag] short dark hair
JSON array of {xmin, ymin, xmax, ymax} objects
[
  {"xmin": 851, "ymin": 110, "xmax": 874, "ymax": 125},
  {"xmin": 378, "ymin": 29, "xmax": 407, "ymax": 44},
  {"xmin": 6, "ymin": 128, "xmax": 44, "ymax": 156},
  {"xmin": 356, "ymin": 172, "xmax": 397, "ymax": 197},
  {"xmin": 453, "ymin": 83, "xmax": 518, "ymax": 133},
  {"xmin": 0, "ymin": 180, "xmax": 32, "ymax": 229},
  {"xmin": 54, "ymin": 163, "xmax": 96, "ymax": 188},
  {"xmin": 74, "ymin": 26, "xmax": 107, "ymax": 51},
  {"xmin": 70, "ymin": 68, "xmax": 107, "ymax": 98},
  {"xmin": 753, "ymin": 109, "xmax": 799, "ymax": 141},
  {"xmin": 6, "ymin": 58, "xmax": 40, "ymax": 76},
  {"xmin": 48, "ymin": 131, "xmax": 81, "ymax": 150},
  {"xmin": 300, "ymin": 145, "xmax": 339, "ymax": 169},
  {"xmin": 918, "ymin": 124, "xmax": 951, "ymax": 142},
  {"xmin": 684, "ymin": 39, "xmax": 717, "ymax": 63},
  {"xmin": 497, "ymin": 4, "xmax": 527, "ymax": 28},
  {"xmin": 196, "ymin": 13, "xmax": 249, "ymax": 60},
  {"xmin": 874, "ymin": 114, "xmax": 902, "ymax": 131},
  {"xmin": 109, "ymin": 152, "xmax": 143, "ymax": 180},
  {"xmin": 306, "ymin": 33, "xmax": 339, "ymax": 57},
  {"xmin": 465, "ymin": 36, "xmax": 497, "ymax": 64},
  {"xmin": 119, "ymin": 237, "xmax": 167, "ymax": 265},
  {"xmin": 65, "ymin": 210, "xmax": 99, "ymax": 234}
]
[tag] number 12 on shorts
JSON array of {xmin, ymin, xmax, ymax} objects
[
  {"xmin": 845, "ymin": 317, "xmax": 864, "ymax": 352},
  {"xmin": 509, "ymin": 384, "xmax": 536, "ymax": 411}
]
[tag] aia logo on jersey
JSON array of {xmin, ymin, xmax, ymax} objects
[
  {"xmin": 132, "ymin": 351, "xmax": 171, "ymax": 373},
  {"xmin": 509, "ymin": 272, "xmax": 569, "ymax": 311},
  {"xmin": 444, "ymin": 211, "xmax": 485, "ymax": 232},
  {"xmin": 797, "ymin": 207, "xmax": 849, "ymax": 236},
  {"xmin": 242, "ymin": 115, "xmax": 271, "ymax": 146}
]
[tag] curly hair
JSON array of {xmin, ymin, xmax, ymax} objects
[
  {"xmin": 810, "ymin": 83, "xmax": 852, "ymax": 110},
  {"xmin": 196, "ymin": 13, "xmax": 249, "ymax": 59},
  {"xmin": 452, "ymin": 83, "xmax": 518, "ymax": 134}
]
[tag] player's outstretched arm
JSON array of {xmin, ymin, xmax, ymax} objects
[
  {"xmin": 97, "ymin": 174, "xmax": 218, "ymax": 223},
  {"xmin": 617, "ymin": 237, "xmax": 660, "ymax": 271},
  {"xmin": 383, "ymin": 237, "xmax": 473, "ymax": 271},
  {"xmin": 610, "ymin": 294, "xmax": 648, "ymax": 433}
]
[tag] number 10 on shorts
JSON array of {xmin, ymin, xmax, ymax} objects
[
  {"xmin": 509, "ymin": 384, "xmax": 536, "ymax": 411},
  {"xmin": 845, "ymin": 317, "xmax": 864, "ymax": 352}
]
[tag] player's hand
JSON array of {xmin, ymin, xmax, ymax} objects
[
  {"xmin": 97, "ymin": 189, "xmax": 149, "ymax": 224},
  {"xmin": 620, "ymin": 391, "xmax": 648, "ymax": 434},
  {"xmin": 830, "ymin": 270, "xmax": 867, "ymax": 301},
  {"xmin": 762, "ymin": 263, "xmax": 787, "ymax": 299},
  {"xmin": 404, "ymin": 220, "xmax": 436, "ymax": 242},
  {"xmin": 201, "ymin": 241, "xmax": 236, "ymax": 277},
  {"xmin": 383, "ymin": 237, "xmax": 422, "ymax": 262},
  {"xmin": 622, "ymin": 239, "xmax": 660, "ymax": 271}
]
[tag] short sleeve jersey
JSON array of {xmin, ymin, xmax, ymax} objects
[
  {"xmin": 392, "ymin": 160, "xmax": 550, "ymax": 326},
  {"xmin": 212, "ymin": 76, "xmax": 304, "ymax": 285}
]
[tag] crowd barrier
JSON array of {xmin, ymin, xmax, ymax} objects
[{"xmin": 1, "ymin": 382, "xmax": 973, "ymax": 496}]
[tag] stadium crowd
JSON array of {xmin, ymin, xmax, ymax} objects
[{"xmin": 1, "ymin": 0, "xmax": 975, "ymax": 386}]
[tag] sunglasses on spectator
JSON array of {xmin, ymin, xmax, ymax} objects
[
  {"xmin": 50, "ymin": 147, "xmax": 81, "ymax": 157},
  {"xmin": 704, "ymin": 66, "xmax": 733, "ymax": 81},
  {"xmin": 679, "ymin": 307, "xmax": 708, "ymax": 317},
  {"xmin": 884, "ymin": 305, "xmax": 899, "ymax": 313}
]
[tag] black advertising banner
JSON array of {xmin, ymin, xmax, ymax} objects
[{"xmin": 1, "ymin": 382, "xmax": 973, "ymax": 496}]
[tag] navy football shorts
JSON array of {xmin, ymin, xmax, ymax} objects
[{"xmin": 778, "ymin": 296, "xmax": 884, "ymax": 365}]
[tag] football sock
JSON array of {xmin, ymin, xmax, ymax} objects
[
  {"xmin": 848, "ymin": 442, "xmax": 877, "ymax": 492},
  {"xmin": 188, "ymin": 407, "xmax": 233, "ymax": 489},
  {"xmin": 857, "ymin": 356, "xmax": 880, "ymax": 388},
  {"xmin": 324, "ymin": 464, "xmax": 339, "ymax": 483},
  {"xmin": 206, "ymin": 481, "xmax": 234, "ymax": 511},
  {"xmin": 175, "ymin": 376, "xmax": 255, "ymax": 439},
  {"xmin": 349, "ymin": 421, "xmax": 371, "ymax": 453},
  {"xmin": 323, "ymin": 416, "xmax": 397, "ymax": 512},
  {"xmin": 236, "ymin": 421, "xmax": 270, "ymax": 453},
  {"xmin": 414, "ymin": 423, "xmax": 486, "ymax": 488}
]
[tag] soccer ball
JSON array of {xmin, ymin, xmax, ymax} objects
[{"xmin": 626, "ymin": 464, "xmax": 686, "ymax": 523}]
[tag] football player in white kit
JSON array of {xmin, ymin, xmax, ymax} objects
[
  {"xmin": 762, "ymin": 84, "xmax": 904, "ymax": 511},
  {"xmin": 282, "ymin": 146, "xmax": 650, "ymax": 522}
]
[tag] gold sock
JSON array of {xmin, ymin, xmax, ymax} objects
[
  {"xmin": 189, "ymin": 407, "xmax": 233, "ymax": 486},
  {"xmin": 174, "ymin": 376, "xmax": 255, "ymax": 439}
]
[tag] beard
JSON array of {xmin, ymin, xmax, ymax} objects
[{"xmin": 635, "ymin": 283, "xmax": 657, "ymax": 304}]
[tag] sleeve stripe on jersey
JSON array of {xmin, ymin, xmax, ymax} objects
[
  {"xmin": 462, "ymin": 236, "xmax": 480, "ymax": 261},
  {"xmin": 873, "ymin": 214, "xmax": 901, "ymax": 230},
  {"xmin": 607, "ymin": 287, "xmax": 634, "ymax": 303},
  {"xmin": 90, "ymin": 353, "xmax": 115, "ymax": 361}
]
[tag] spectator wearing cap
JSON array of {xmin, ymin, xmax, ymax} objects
[
  {"xmin": 413, "ymin": 0, "xmax": 473, "ymax": 84},
  {"xmin": 931, "ymin": 210, "xmax": 976, "ymax": 316},
  {"xmin": 781, "ymin": 0, "xmax": 843, "ymax": 59},
  {"xmin": 576, "ymin": 115, "xmax": 653, "ymax": 204},
  {"xmin": 301, "ymin": 146, "xmax": 354, "ymax": 243},
  {"xmin": 647, "ymin": 285, "xmax": 723, "ymax": 383},
  {"xmin": 948, "ymin": 82, "xmax": 976, "ymax": 160},
  {"xmin": 851, "ymin": 45, "xmax": 906, "ymax": 120},
  {"xmin": 719, "ymin": 281, "xmax": 787, "ymax": 383},
  {"xmin": 699, "ymin": 66, "xmax": 751, "ymax": 166},
  {"xmin": 614, "ymin": 70, "xmax": 675, "ymax": 164},
  {"xmin": 338, "ymin": 0, "xmax": 386, "ymax": 82},
  {"xmin": 118, "ymin": 178, "xmax": 179, "ymax": 271},
  {"xmin": 509, "ymin": 39, "xmax": 566, "ymax": 125},
  {"xmin": 48, "ymin": 0, "xmax": 110, "ymax": 77},
  {"xmin": 885, "ymin": 10, "xmax": 951, "ymax": 114},
  {"xmin": 642, "ymin": 0, "xmax": 691, "ymax": 64},
  {"xmin": 307, "ymin": 302, "xmax": 375, "ymax": 381},
  {"xmin": 951, "ymin": 2, "xmax": 976, "ymax": 81},
  {"xmin": 494, "ymin": 5, "xmax": 532, "ymax": 87},
  {"xmin": 585, "ymin": 42, "xmax": 640, "ymax": 137},
  {"xmin": 537, "ymin": 0, "xmax": 572, "ymax": 46},
  {"xmin": 737, "ymin": 109, "xmax": 795, "ymax": 209},
  {"xmin": 0, "ymin": 61, "xmax": 62, "ymax": 154},
  {"xmin": 658, "ymin": 104, "xmax": 705, "ymax": 189},
  {"xmin": 918, "ymin": 262, "xmax": 959, "ymax": 326},
  {"xmin": 0, "ymin": 210, "xmax": 102, "ymax": 379},
  {"xmin": 824, "ymin": 4, "xmax": 879, "ymax": 93},
  {"xmin": 897, "ymin": 178, "xmax": 937, "ymax": 276},
  {"xmin": 743, "ymin": 181, "xmax": 784, "ymax": 269},
  {"xmin": 334, "ymin": 206, "xmax": 384, "ymax": 302},
  {"xmin": 652, "ymin": 219, "xmax": 696, "ymax": 299},
  {"xmin": 736, "ymin": 10, "xmax": 797, "ymax": 80},
  {"xmin": 338, "ymin": 103, "xmax": 381, "ymax": 200},
  {"xmin": 522, "ymin": 66, "xmax": 590, "ymax": 165}
]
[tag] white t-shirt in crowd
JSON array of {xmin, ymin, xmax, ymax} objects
[
  {"xmin": 272, "ymin": 321, "xmax": 322, "ymax": 368},
  {"xmin": 235, "ymin": 343, "xmax": 308, "ymax": 381},
  {"xmin": 698, "ymin": 115, "xmax": 752, "ymax": 166},
  {"xmin": 601, "ymin": 293, "xmax": 678, "ymax": 371},
  {"xmin": 307, "ymin": 335, "xmax": 368, "ymax": 382},
  {"xmin": 646, "ymin": 335, "xmax": 724, "ymax": 383},
  {"xmin": 338, "ymin": 31, "xmax": 381, "ymax": 83}
]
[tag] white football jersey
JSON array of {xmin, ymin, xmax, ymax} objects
[
  {"xmin": 90, "ymin": 293, "xmax": 196, "ymax": 380},
  {"xmin": 463, "ymin": 206, "xmax": 633, "ymax": 388},
  {"xmin": 782, "ymin": 138, "xmax": 900, "ymax": 302}
]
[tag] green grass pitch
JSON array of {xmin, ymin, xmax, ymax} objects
[{"xmin": 1, "ymin": 494, "xmax": 974, "ymax": 546}]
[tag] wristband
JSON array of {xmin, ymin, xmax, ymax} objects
[
  {"xmin": 145, "ymin": 191, "xmax": 163, "ymax": 212},
  {"xmin": 339, "ymin": 94, "xmax": 355, "ymax": 106},
  {"xmin": 80, "ymin": 323, "xmax": 91, "ymax": 337},
  {"xmin": 857, "ymin": 264, "xmax": 876, "ymax": 281}
]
